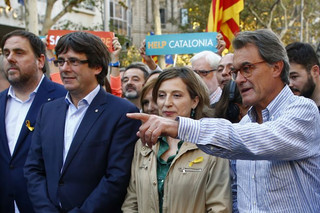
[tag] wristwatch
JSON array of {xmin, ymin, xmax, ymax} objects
[{"xmin": 109, "ymin": 61, "xmax": 120, "ymax": 67}]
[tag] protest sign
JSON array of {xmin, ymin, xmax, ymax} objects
[
  {"xmin": 47, "ymin": 30, "xmax": 114, "ymax": 52},
  {"xmin": 146, "ymin": 32, "xmax": 218, "ymax": 55}
]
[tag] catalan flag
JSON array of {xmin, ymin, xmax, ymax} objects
[{"xmin": 207, "ymin": 0, "xmax": 244, "ymax": 50}]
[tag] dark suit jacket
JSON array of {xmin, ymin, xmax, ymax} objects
[
  {"xmin": 0, "ymin": 77, "xmax": 66, "ymax": 213},
  {"xmin": 24, "ymin": 88, "xmax": 140, "ymax": 213}
]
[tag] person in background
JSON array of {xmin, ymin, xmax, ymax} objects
[
  {"xmin": 140, "ymin": 78, "xmax": 159, "ymax": 115},
  {"xmin": 127, "ymin": 29, "xmax": 320, "ymax": 212},
  {"xmin": 122, "ymin": 62, "xmax": 150, "ymax": 109},
  {"xmin": 0, "ymin": 30, "xmax": 66, "ymax": 213},
  {"xmin": 139, "ymin": 40, "xmax": 162, "ymax": 72},
  {"xmin": 0, "ymin": 55, "xmax": 10, "ymax": 92},
  {"xmin": 122, "ymin": 67, "xmax": 231, "ymax": 213},
  {"xmin": 145, "ymin": 70, "xmax": 162, "ymax": 83},
  {"xmin": 214, "ymin": 80, "xmax": 248, "ymax": 123},
  {"xmin": 24, "ymin": 31, "xmax": 140, "ymax": 213},
  {"xmin": 190, "ymin": 50, "xmax": 222, "ymax": 105},
  {"xmin": 216, "ymin": 53, "xmax": 233, "ymax": 89},
  {"xmin": 107, "ymin": 36, "xmax": 123, "ymax": 97},
  {"xmin": 286, "ymin": 42, "xmax": 320, "ymax": 110},
  {"xmin": 214, "ymin": 80, "xmax": 249, "ymax": 213}
]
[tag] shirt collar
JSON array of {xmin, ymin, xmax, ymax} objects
[
  {"xmin": 209, "ymin": 87, "xmax": 222, "ymax": 104},
  {"xmin": 248, "ymin": 85, "xmax": 292, "ymax": 122},
  {"xmin": 7, "ymin": 74, "xmax": 45, "ymax": 101},
  {"xmin": 65, "ymin": 84, "xmax": 101, "ymax": 107}
]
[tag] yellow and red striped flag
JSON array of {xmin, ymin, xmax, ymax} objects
[{"xmin": 207, "ymin": 0, "xmax": 244, "ymax": 50}]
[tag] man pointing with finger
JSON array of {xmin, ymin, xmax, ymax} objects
[{"xmin": 127, "ymin": 29, "xmax": 320, "ymax": 212}]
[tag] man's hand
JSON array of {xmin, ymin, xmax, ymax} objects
[
  {"xmin": 139, "ymin": 39, "xmax": 157, "ymax": 70},
  {"xmin": 111, "ymin": 37, "xmax": 122, "ymax": 61},
  {"xmin": 216, "ymin": 33, "xmax": 226, "ymax": 56},
  {"xmin": 127, "ymin": 113, "xmax": 179, "ymax": 148}
]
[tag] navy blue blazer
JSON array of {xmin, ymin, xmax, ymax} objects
[
  {"xmin": 0, "ymin": 77, "xmax": 66, "ymax": 213},
  {"xmin": 24, "ymin": 88, "xmax": 140, "ymax": 213}
]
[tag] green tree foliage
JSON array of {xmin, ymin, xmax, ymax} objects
[
  {"xmin": 180, "ymin": 0, "xmax": 212, "ymax": 32},
  {"xmin": 181, "ymin": 0, "xmax": 320, "ymax": 46}
]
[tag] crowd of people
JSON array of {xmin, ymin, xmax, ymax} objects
[{"xmin": 0, "ymin": 28, "xmax": 319, "ymax": 213}]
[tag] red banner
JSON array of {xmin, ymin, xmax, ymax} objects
[{"xmin": 47, "ymin": 30, "xmax": 114, "ymax": 52}]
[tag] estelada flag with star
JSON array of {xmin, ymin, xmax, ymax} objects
[{"xmin": 207, "ymin": 0, "xmax": 244, "ymax": 50}]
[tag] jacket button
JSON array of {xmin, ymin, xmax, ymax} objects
[
  {"xmin": 9, "ymin": 165, "xmax": 14, "ymax": 169},
  {"xmin": 153, "ymin": 181, "xmax": 157, "ymax": 186},
  {"xmin": 59, "ymin": 180, "xmax": 64, "ymax": 186}
]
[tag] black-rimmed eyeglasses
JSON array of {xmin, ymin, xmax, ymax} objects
[
  {"xmin": 193, "ymin": 69, "xmax": 216, "ymax": 77},
  {"xmin": 53, "ymin": 58, "xmax": 89, "ymax": 67}
]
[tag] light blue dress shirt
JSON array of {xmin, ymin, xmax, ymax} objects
[
  {"xmin": 177, "ymin": 85, "xmax": 320, "ymax": 212},
  {"xmin": 63, "ymin": 85, "xmax": 100, "ymax": 165}
]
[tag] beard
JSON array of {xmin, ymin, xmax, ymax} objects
[
  {"xmin": 124, "ymin": 84, "xmax": 140, "ymax": 99},
  {"xmin": 5, "ymin": 63, "xmax": 38, "ymax": 88},
  {"xmin": 300, "ymin": 75, "xmax": 316, "ymax": 98},
  {"xmin": 124, "ymin": 90, "xmax": 139, "ymax": 99}
]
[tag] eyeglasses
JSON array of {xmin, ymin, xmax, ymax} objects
[
  {"xmin": 53, "ymin": 58, "xmax": 89, "ymax": 67},
  {"xmin": 231, "ymin": 60, "xmax": 265, "ymax": 81},
  {"xmin": 193, "ymin": 69, "xmax": 216, "ymax": 77}
]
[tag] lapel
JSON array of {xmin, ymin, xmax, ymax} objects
[
  {"xmin": 0, "ymin": 90, "xmax": 11, "ymax": 160},
  {"xmin": 53, "ymin": 98, "xmax": 68, "ymax": 175},
  {"xmin": 61, "ymin": 88, "xmax": 108, "ymax": 175},
  {"xmin": 11, "ymin": 77, "xmax": 55, "ymax": 159}
]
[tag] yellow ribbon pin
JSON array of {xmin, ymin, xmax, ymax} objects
[
  {"xmin": 26, "ymin": 120, "xmax": 34, "ymax": 131},
  {"xmin": 189, "ymin": 156, "xmax": 204, "ymax": 167}
]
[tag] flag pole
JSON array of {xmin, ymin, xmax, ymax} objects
[{"xmin": 173, "ymin": 54, "xmax": 177, "ymax": 67}]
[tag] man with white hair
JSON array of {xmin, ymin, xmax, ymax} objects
[{"xmin": 190, "ymin": 50, "xmax": 222, "ymax": 105}]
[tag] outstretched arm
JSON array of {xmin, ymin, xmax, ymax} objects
[{"xmin": 126, "ymin": 113, "xmax": 178, "ymax": 148}]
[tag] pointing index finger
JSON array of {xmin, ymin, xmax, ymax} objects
[{"xmin": 126, "ymin": 113, "xmax": 150, "ymax": 123}]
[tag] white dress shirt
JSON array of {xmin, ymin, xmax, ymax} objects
[
  {"xmin": 5, "ymin": 75, "xmax": 45, "ymax": 213},
  {"xmin": 62, "ymin": 85, "xmax": 100, "ymax": 165}
]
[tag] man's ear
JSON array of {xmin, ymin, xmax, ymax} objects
[
  {"xmin": 310, "ymin": 65, "xmax": 320, "ymax": 79},
  {"xmin": 37, "ymin": 54, "xmax": 46, "ymax": 71},
  {"xmin": 272, "ymin": 60, "xmax": 284, "ymax": 78},
  {"xmin": 94, "ymin": 66, "xmax": 103, "ymax": 75}
]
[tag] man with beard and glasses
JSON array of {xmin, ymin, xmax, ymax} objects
[
  {"xmin": 0, "ymin": 30, "xmax": 66, "ymax": 213},
  {"xmin": 122, "ymin": 62, "xmax": 149, "ymax": 109},
  {"xmin": 286, "ymin": 42, "xmax": 320, "ymax": 111}
]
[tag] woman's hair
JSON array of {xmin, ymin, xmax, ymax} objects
[
  {"xmin": 152, "ymin": 66, "xmax": 211, "ymax": 119},
  {"xmin": 140, "ymin": 78, "xmax": 157, "ymax": 113},
  {"xmin": 145, "ymin": 70, "xmax": 162, "ymax": 83},
  {"xmin": 214, "ymin": 81, "xmax": 242, "ymax": 123}
]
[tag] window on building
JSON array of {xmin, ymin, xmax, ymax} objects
[
  {"xmin": 180, "ymin": 8, "xmax": 188, "ymax": 26},
  {"xmin": 109, "ymin": 0, "xmax": 130, "ymax": 38},
  {"xmin": 160, "ymin": 8, "xmax": 166, "ymax": 28}
]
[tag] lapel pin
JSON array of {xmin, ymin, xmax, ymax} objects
[
  {"xmin": 26, "ymin": 120, "xmax": 34, "ymax": 132},
  {"xmin": 48, "ymin": 98, "xmax": 51, "ymax": 101},
  {"xmin": 95, "ymin": 109, "xmax": 98, "ymax": 113}
]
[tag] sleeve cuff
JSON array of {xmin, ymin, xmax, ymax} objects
[{"xmin": 151, "ymin": 65, "xmax": 163, "ymax": 72}]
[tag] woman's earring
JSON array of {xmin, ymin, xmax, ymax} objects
[{"xmin": 190, "ymin": 108, "xmax": 196, "ymax": 118}]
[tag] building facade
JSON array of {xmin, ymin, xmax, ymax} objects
[{"xmin": 0, "ymin": 0, "xmax": 187, "ymax": 48}]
